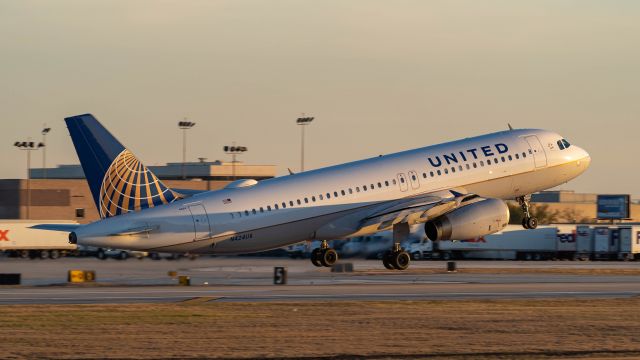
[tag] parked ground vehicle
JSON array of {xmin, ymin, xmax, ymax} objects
[{"xmin": 0, "ymin": 220, "xmax": 77, "ymax": 259}]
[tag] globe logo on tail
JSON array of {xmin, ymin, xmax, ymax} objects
[{"xmin": 98, "ymin": 150, "xmax": 179, "ymax": 218}]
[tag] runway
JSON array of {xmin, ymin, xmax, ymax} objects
[{"xmin": 1, "ymin": 257, "xmax": 640, "ymax": 304}]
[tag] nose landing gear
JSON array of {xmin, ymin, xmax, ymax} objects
[
  {"xmin": 310, "ymin": 240, "xmax": 339, "ymax": 267},
  {"xmin": 517, "ymin": 195, "xmax": 538, "ymax": 229}
]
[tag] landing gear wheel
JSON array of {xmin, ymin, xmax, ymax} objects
[
  {"xmin": 320, "ymin": 248, "xmax": 338, "ymax": 267},
  {"xmin": 517, "ymin": 195, "xmax": 537, "ymax": 230},
  {"xmin": 391, "ymin": 251, "xmax": 410, "ymax": 270},
  {"xmin": 382, "ymin": 251, "xmax": 395, "ymax": 270},
  {"xmin": 310, "ymin": 248, "xmax": 323, "ymax": 267}
]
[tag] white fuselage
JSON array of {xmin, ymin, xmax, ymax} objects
[{"xmin": 75, "ymin": 129, "xmax": 590, "ymax": 254}]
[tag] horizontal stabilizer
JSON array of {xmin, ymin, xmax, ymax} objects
[{"xmin": 30, "ymin": 224, "xmax": 81, "ymax": 232}]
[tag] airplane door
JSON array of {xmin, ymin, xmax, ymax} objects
[
  {"xmin": 397, "ymin": 173, "xmax": 408, "ymax": 192},
  {"xmin": 187, "ymin": 204, "xmax": 211, "ymax": 240},
  {"xmin": 524, "ymin": 135, "xmax": 548, "ymax": 168},
  {"xmin": 408, "ymin": 170, "xmax": 420, "ymax": 190}
]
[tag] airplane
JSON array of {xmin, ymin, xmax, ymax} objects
[{"xmin": 37, "ymin": 114, "xmax": 590, "ymax": 270}]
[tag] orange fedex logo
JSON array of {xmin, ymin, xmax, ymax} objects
[{"xmin": 0, "ymin": 230, "xmax": 9, "ymax": 241}]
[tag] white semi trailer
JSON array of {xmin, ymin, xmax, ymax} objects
[
  {"xmin": 0, "ymin": 220, "xmax": 77, "ymax": 259},
  {"xmin": 408, "ymin": 225, "xmax": 578, "ymax": 260}
]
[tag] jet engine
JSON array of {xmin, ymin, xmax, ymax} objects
[{"xmin": 424, "ymin": 198, "xmax": 509, "ymax": 241}]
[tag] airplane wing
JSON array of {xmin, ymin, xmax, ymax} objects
[
  {"xmin": 30, "ymin": 224, "xmax": 81, "ymax": 232},
  {"xmin": 357, "ymin": 189, "xmax": 480, "ymax": 233}
]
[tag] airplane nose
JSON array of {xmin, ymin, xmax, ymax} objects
[{"xmin": 576, "ymin": 147, "xmax": 591, "ymax": 169}]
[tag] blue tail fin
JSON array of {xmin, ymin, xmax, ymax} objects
[{"xmin": 65, "ymin": 114, "xmax": 180, "ymax": 219}]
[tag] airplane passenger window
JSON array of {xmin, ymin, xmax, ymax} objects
[
  {"xmin": 459, "ymin": 165, "xmax": 463, "ymax": 171},
  {"xmin": 319, "ymin": 194, "xmax": 324, "ymax": 200},
  {"xmin": 430, "ymin": 171, "xmax": 434, "ymax": 177},
  {"xmin": 290, "ymin": 201, "xmax": 294, "ymax": 206},
  {"xmin": 451, "ymin": 167, "xmax": 455, "ymax": 173},
  {"xmin": 312, "ymin": 196, "xmax": 316, "ymax": 202},
  {"xmin": 522, "ymin": 152, "xmax": 527, "ymax": 158},
  {"xmin": 480, "ymin": 161, "xmax": 484, "ymax": 167},
  {"xmin": 356, "ymin": 187, "xmax": 360, "ymax": 192},
  {"xmin": 341, "ymin": 190, "xmax": 346, "ymax": 195},
  {"xmin": 377, "ymin": 182, "xmax": 382, "ymax": 188},
  {"xmin": 282, "ymin": 202, "xmax": 286, "ymax": 208},
  {"xmin": 437, "ymin": 170, "xmax": 441, "ymax": 175},
  {"xmin": 515, "ymin": 153, "xmax": 520, "ymax": 159},
  {"xmin": 501, "ymin": 156, "xmax": 506, "ymax": 162},
  {"xmin": 494, "ymin": 158, "xmax": 498, "ymax": 164},
  {"xmin": 267, "ymin": 206, "xmax": 271, "ymax": 211},
  {"xmin": 260, "ymin": 207, "xmax": 264, "ymax": 213},
  {"xmin": 252, "ymin": 209, "xmax": 257, "ymax": 214},
  {"xmin": 444, "ymin": 168, "xmax": 449, "ymax": 174},
  {"xmin": 297, "ymin": 199, "xmax": 302, "ymax": 205},
  {"xmin": 245, "ymin": 210, "xmax": 249, "ymax": 216},
  {"xmin": 363, "ymin": 185, "xmax": 368, "ymax": 191},
  {"xmin": 466, "ymin": 164, "xmax": 470, "ymax": 170},
  {"xmin": 370, "ymin": 184, "xmax": 374, "ymax": 189},
  {"xmin": 327, "ymin": 192, "xmax": 331, "ymax": 198},
  {"xmin": 384, "ymin": 181, "xmax": 389, "ymax": 186},
  {"xmin": 349, "ymin": 188, "xmax": 353, "ymax": 194},
  {"xmin": 334, "ymin": 191, "xmax": 339, "ymax": 197},
  {"xmin": 473, "ymin": 163, "xmax": 477, "ymax": 168},
  {"xmin": 508, "ymin": 155, "xmax": 513, "ymax": 161},
  {"xmin": 422, "ymin": 173, "xmax": 427, "ymax": 178},
  {"xmin": 275, "ymin": 204, "xmax": 279, "ymax": 210},
  {"xmin": 400, "ymin": 178, "xmax": 405, "ymax": 183},
  {"xmin": 392, "ymin": 179, "xmax": 397, "ymax": 185},
  {"xmin": 304, "ymin": 198, "xmax": 309, "ymax": 203}
]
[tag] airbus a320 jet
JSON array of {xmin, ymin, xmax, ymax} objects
[{"xmin": 38, "ymin": 114, "xmax": 590, "ymax": 270}]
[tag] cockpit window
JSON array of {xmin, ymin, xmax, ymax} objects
[{"xmin": 557, "ymin": 139, "xmax": 571, "ymax": 150}]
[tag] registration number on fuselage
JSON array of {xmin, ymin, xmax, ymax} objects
[{"xmin": 228, "ymin": 233, "xmax": 254, "ymax": 242}]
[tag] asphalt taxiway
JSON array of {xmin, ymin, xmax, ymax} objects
[{"xmin": 1, "ymin": 257, "xmax": 639, "ymax": 304}]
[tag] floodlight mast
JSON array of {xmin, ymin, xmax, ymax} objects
[
  {"xmin": 41, "ymin": 126, "xmax": 51, "ymax": 179},
  {"xmin": 296, "ymin": 116, "xmax": 314, "ymax": 172},
  {"xmin": 178, "ymin": 119, "xmax": 196, "ymax": 180},
  {"xmin": 13, "ymin": 140, "xmax": 44, "ymax": 219},
  {"xmin": 223, "ymin": 143, "xmax": 248, "ymax": 181}
]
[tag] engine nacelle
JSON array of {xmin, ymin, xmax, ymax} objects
[{"xmin": 424, "ymin": 198, "xmax": 509, "ymax": 241}]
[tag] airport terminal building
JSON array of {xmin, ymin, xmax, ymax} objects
[{"xmin": 0, "ymin": 161, "xmax": 276, "ymax": 223}]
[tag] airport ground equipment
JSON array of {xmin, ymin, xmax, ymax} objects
[
  {"xmin": 0, "ymin": 220, "xmax": 78, "ymax": 259},
  {"xmin": 575, "ymin": 225, "xmax": 594, "ymax": 260}
]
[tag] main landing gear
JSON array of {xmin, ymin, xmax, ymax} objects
[
  {"xmin": 382, "ymin": 223, "xmax": 411, "ymax": 270},
  {"xmin": 310, "ymin": 240, "xmax": 339, "ymax": 267},
  {"xmin": 517, "ymin": 195, "xmax": 538, "ymax": 229}
]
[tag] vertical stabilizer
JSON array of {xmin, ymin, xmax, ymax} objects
[{"xmin": 65, "ymin": 114, "xmax": 180, "ymax": 218}]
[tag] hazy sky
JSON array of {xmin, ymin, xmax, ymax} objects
[{"xmin": 1, "ymin": 1, "xmax": 639, "ymax": 197}]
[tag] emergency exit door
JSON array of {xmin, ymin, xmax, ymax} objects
[
  {"xmin": 187, "ymin": 204, "xmax": 211, "ymax": 240},
  {"xmin": 524, "ymin": 135, "xmax": 548, "ymax": 168}
]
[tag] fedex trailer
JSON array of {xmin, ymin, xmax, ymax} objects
[
  {"xmin": 618, "ymin": 226, "xmax": 640, "ymax": 260},
  {"xmin": 0, "ymin": 220, "xmax": 77, "ymax": 259}
]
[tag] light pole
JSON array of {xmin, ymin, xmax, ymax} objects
[
  {"xmin": 296, "ymin": 116, "xmax": 314, "ymax": 172},
  {"xmin": 14, "ymin": 141, "xmax": 44, "ymax": 219},
  {"xmin": 223, "ymin": 144, "xmax": 248, "ymax": 181},
  {"xmin": 41, "ymin": 126, "xmax": 51, "ymax": 179},
  {"xmin": 178, "ymin": 119, "xmax": 196, "ymax": 180}
]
